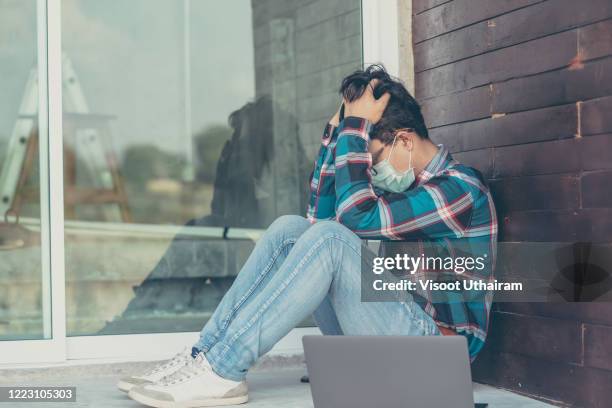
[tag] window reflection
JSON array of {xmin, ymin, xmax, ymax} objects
[
  {"xmin": 0, "ymin": 0, "xmax": 46, "ymax": 341},
  {"xmin": 58, "ymin": 0, "xmax": 362, "ymax": 335}
]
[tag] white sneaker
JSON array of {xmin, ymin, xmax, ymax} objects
[
  {"xmin": 128, "ymin": 352, "xmax": 248, "ymax": 407},
  {"xmin": 117, "ymin": 346, "xmax": 194, "ymax": 393}
]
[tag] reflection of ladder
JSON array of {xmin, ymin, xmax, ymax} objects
[
  {"xmin": 0, "ymin": 67, "xmax": 37, "ymax": 217},
  {"xmin": 0, "ymin": 54, "xmax": 130, "ymax": 222}
]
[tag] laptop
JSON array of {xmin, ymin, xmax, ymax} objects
[{"xmin": 303, "ymin": 335, "xmax": 478, "ymax": 408}]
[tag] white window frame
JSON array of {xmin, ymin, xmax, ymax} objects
[
  {"xmin": 362, "ymin": 0, "xmax": 401, "ymax": 77},
  {"xmin": 0, "ymin": 0, "xmax": 66, "ymax": 365},
  {"xmin": 0, "ymin": 0, "xmax": 401, "ymax": 367}
]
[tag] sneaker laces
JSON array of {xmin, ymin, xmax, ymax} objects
[
  {"xmin": 145, "ymin": 347, "xmax": 191, "ymax": 376},
  {"xmin": 159, "ymin": 352, "xmax": 210, "ymax": 386}
]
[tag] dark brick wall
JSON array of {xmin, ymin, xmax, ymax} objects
[{"xmin": 412, "ymin": 1, "xmax": 612, "ymax": 406}]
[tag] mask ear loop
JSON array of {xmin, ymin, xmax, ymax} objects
[
  {"xmin": 388, "ymin": 131, "xmax": 413, "ymax": 174},
  {"xmin": 387, "ymin": 128, "xmax": 413, "ymax": 161},
  {"xmin": 408, "ymin": 147, "xmax": 412, "ymax": 170},
  {"xmin": 386, "ymin": 134, "xmax": 399, "ymax": 162}
]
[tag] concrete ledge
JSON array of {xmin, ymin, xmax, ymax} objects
[
  {"xmin": 0, "ymin": 357, "xmax": 557, "ymax": 408},
  {"xmin": 0, "ymin": 353, "xmax": 305, "ymax": 382}
]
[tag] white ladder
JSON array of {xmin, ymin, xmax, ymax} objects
[{"xmin": 0, "ymin": 54, "xmax": 122, "ymax": 221}]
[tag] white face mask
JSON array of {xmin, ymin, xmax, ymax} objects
[{"xmin": 371, "ymin": 134, "xmax": 415, "ymax": 193}]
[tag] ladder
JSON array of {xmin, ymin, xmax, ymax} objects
[{"xmin": 0, "ymin": 54, "xmax": 130, "ymax": 222}]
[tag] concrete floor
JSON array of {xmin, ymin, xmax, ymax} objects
[{"xmin": 0, "ymin": 361, "xmax": 557, "ymax": 408}]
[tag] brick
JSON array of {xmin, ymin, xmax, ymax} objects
[
  {"xmin": 581, "ymin": 95, "xmax": 612, "ymax": 136},
  {"xmin": 413, "ymin": 0, "xmax": 542, "ymax": 43},
  {"xmin": 493, "ymin": 139, "xmax": 582, "ymax": 178},
  {"xmin": 581, "ymin": 133, "xmax": 612, "ymax": 171},
  {"xmin": 415, "ymin": 0, "xmax": 612, "ymax": 72},
  {"xmin": 412, "ymin": 0, "xmax": 451, "ymax": 15},
  {"xmin": 303, "ymin": 141, "xmax": 320, "ymax": 161},
  {"xmin": 490, "ymin": 103, "xmax": 577, "ymax": 146},
  {"xmin": 254, "ymin": 42, "xmax": 272, "ymax": 70},
  {"xmin": 452, "ymin": 148, "xmax": 493, "ymax": 178},
  {"xmin": 295, "ymin": 8, "xmax": 361, "ymax": 53},
  {"xmin": 295, "ymin": 0, "xmax": 360, "ymax": 31},
  {"xmin": 253, "ymin": 0, "xmax": 316, "ymax": 27},
  {"xmin": 492, "ymin": 57, "xmax": 612, "ymax": 114},
  {"xmin": 501, "ymin": 208, "xmax": 612, "ymax": 242},
  {"xmin": 489, "ymin": 134, "xmax": 612, "ymax": 179},
  {"xmin": 579, "ymin": 19, "xmax": 612, "ymax": 61},
  {"xmin": 416, "ymin": 29, "xmax": 577, "ymax": 99},
  {"xmin": 490, "ymin": 174, "xmax": 580, "ymax": 212},
  {"xmin": 297, "ymin": 90, "xmax": 340, "ymax": 121},
  {"xmin": 500, "ymin": 210, "xmax": 582, "ymax": 242},
  {"xmin": 576, "ymin": 243, "xmax": 612, "ymax": 301},
  {"xmin": 494, "ymin": 241, "xmax": 592, "ymax": 282},
  {"xmin": 472, "ymin": 350, "xmax": 612, "ymax": 407},
  {"xmin": 485, "ymin": 311, "xmax": 582, "ymax": 364},
  {"xmin": 497, "ymin": 302, "xmax": 612, "ymax": 326},
  {"xmin": 299, "ymin": 118, "xmax": 327, "ymax": 144},
  {"xmin": 420, "ymin": 85, "xmax": 491, "ymax": 127},
  {"xmin": 296, "ymin": 34, "xmax": 361, "ymax": 76},
  {"xmin": 585, "ymin": 208, "xmax": 612, "ymax": 242},
  {"xmin": 296, "ymin": 61, "xmax": 360, "ymax": 99},
  {"xmin": 429, "ymin": 123, "xmax": 471, "ymax": 152},
  {"xmin": 566, "ymin": 56, "xmax": 612, "ymax": 102},
  {"xmin": 495, "ymin": 241, "xmax": 612, "ymax": 301},
  {"xmin": 430, "ymin": 103, "xmax": 577, "ymax": 152},
  {"xmin": 582, "ymin": 170, "xmax": 612, "ymax": 208},
  {"xmin": 492, "ymin": 69, "xmax": 567, "ymax": 114},
  {"xmin": 584, "ymin": 324, "xmax": 612, "ymax": 371},
  {"xmin": 494, "ymin": 242, "xmax": 543, "ymax": 279}
]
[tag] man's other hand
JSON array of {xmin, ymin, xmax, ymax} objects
[{"xmin": 344, "ymin": 79, "xmax": 390, "ymax": 124}]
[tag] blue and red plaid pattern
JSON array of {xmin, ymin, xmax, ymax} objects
[{"xmin": 306, "ymin": 116, "xmax": 498, "ymax": 359}]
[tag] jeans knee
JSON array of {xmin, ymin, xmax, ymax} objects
[
  {"xmin": 301, "ymin": 221, "xmax": 362, "ymax": 263},
  {"xmin": 266, "ymin": 214, "xmax": 311, "ymax": 241},
  {"xmin": 307, "ymin": 220, "xmax": 356, "ymax": 240}
]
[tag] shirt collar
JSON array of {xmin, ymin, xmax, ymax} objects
[{"xmin": 415, "ymin": 144, "xmax": 451, "ymax": 186}]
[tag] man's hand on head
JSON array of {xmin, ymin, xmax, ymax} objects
[{"xmin": 343, "ymin": 79, "xmax": 390, "ymax": 124}]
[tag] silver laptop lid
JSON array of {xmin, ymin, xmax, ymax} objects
[{"xmin": 303, "ymin": 335, "xmax": 474, "ymax": 408}]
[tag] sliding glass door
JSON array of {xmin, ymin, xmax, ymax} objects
[
  {"xmin": 0, "ymin": 0, "xmax": 48, "ymax": 341},
  {"xmin": 60, "ymin": 0, "xmax": 363, "ymax": 339},
  {"xmin": 1, "ymin": 0, "xmax": 402, "ymax": 363},
  {"xmin": 0, "ymin": 0, "xmax": 65, "ymax": 364}
]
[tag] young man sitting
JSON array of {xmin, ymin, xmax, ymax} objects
[{"xmin": 119, "ymin": 65, "xmax": 498, "ymax": 407}]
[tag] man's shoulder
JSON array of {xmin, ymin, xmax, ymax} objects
[
  {"xmin": 421, "ymin": 162, "xmax": 491, "ymax": 207},
  {"xmin": 441, "ymin": 162, "xmax": 489, "ymax": 191}
]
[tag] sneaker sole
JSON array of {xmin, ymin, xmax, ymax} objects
[
  {"xmin": 128, "ymin": 389, "xmax": 248, "ymax": 408},
  {"xmin": 117, "ymin": 380, "xmax": 136, "ymax": 393}
]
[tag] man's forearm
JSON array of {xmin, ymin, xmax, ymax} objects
[
  {"xmin": 334, "ymin": 117, "xmax": 474, "ymax": 240},
  {"xmin": 306, "ymin": 122, "xmax": 339, "ymax": 223}
]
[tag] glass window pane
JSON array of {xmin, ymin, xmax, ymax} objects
[
  {"xmin": 0, "ymin": 0, "xmax": 48, "ymax": 340},
  {"xmin": 61, "ymin": 0, "xmax": 362, "ymax": 336}
]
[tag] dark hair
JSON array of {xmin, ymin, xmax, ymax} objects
[{"xmin": 339, "ymin": 64, "xmax": 429, "ymax": 142}]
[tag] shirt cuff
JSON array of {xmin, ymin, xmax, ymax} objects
[
  {"xmin": 322, "ymin": 123, "xmax": 337, "ymax": 146},
  {"xmin": 339, "ymin": 116, "xmax": 372, "ymax": 142}
]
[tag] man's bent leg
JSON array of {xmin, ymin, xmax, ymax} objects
[
  {"xmin": 313, "ymin": 295, "xmax": 344, "ymax": 335},
  {"xmin": 203, "ymin": 220, "xmax": 438, "ymax": 381},
  {"xmin": 329, "ymin": 254, "xmax": 440, "ymax": 337},
  {"xmin": 194, "ymin": 215, "xmax": 310, "ymax": 353},
  {"xmin": 127, "ymin": 218, "xmax": 442, "ymax": 408},
  {"xmin": 310, "ymin": 225, "xmax": 439, "ymax": 339},
  {"xmin": 203, "ymin": 220, "xmax": 365, "ymax": 380}
]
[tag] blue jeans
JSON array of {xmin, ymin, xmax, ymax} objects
[{"xmin": 193, "ymin": 215, "xmax": 440, "ymax": 381}]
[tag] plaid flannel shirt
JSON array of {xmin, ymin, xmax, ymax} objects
[{"xmin": 306, "ymin": 116, "xmax": 498, "ymax": 359}]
